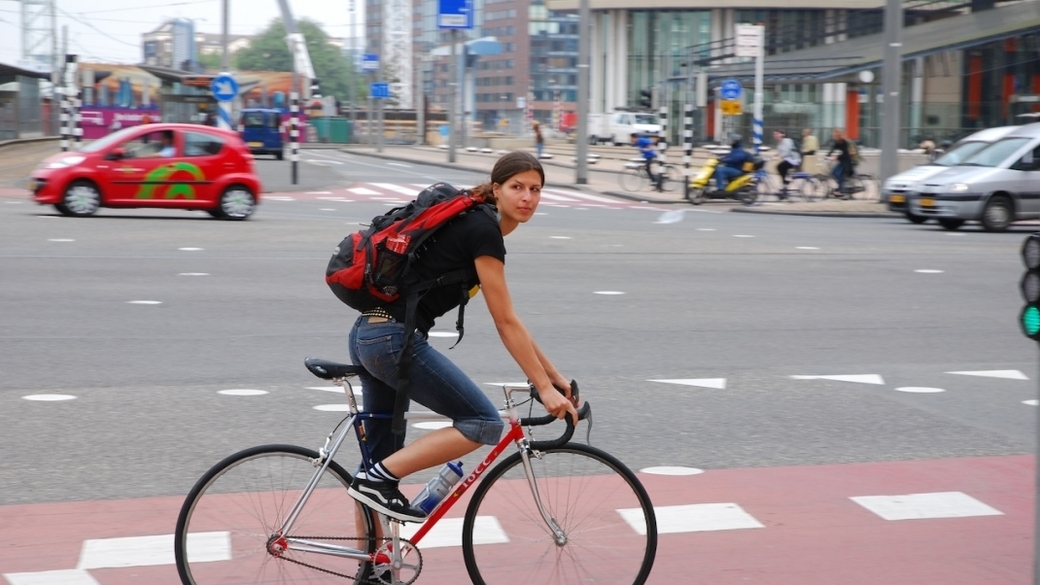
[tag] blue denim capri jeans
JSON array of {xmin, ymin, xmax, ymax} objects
[{"xmin": 348, "ymin": 315, "xmax": 504, "ymax": 463}]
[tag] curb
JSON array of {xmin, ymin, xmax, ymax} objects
[{"xmin": 600, "ymin": 190, "xmax": 690, "ymax": 205}]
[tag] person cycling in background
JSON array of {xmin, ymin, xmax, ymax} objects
[
  {"xmin": 631, "ymin": 132, "xmax": 658, "ymax": 189},
  {"xmin": 714, "ymin": 134, "xmax": 752, "ymax": 193},
  {"xmin": 345, "ymin": 151, "xmax": 579, "ymax": 523},
  {"xmin": 772, "ymin": 130, "xmax": 801, "ymax": 200},
  {"xmin": 825, "ymin": 128, "xmax": 854, "ymax": 197}
]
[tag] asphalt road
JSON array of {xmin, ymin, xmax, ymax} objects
[{"xmin": 0, "ymin": 152, "xmax": 1035, "ymax": 508}]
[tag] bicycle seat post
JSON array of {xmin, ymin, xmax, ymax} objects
[{"xmin": 336, "ymin": 377, "xmax": 361, "ymax": 414}]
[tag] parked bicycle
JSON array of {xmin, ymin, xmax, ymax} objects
[
  {"xmin": 174, "ymin": 357, "xmax": 658, "ymax": 585},
  {"xmin": 619, "ymin": 158, "xmax": 679, "ymax": 192}
]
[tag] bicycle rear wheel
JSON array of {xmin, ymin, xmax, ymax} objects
[
  {"xmin": 462, "ymin": 443, "xmax": 657, "ymax": 585},
  {"xmin": 660, "ymin": 165, "xmax": 680, "ymax": 192},
  {"xmin": 175, "ymin": 444, "xmax": 376, "ymax": 585}
]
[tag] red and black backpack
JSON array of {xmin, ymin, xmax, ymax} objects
[{"xmin": 325, "ymin": 182, "xmax": 494, "ymax": 433}]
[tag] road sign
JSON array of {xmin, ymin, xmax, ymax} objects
[
  {"xmin": 735, "ymin": 24, "xmax": 765, "ymax": 58},
  {"xmin": 720, "ymin": 79, "xmax": 742, "ymax": 101},
  {"xmin": 438, "ymin": 0, "xmax": 473, "ymax": 29},
  {"xmin": 362, "ymin": 53, "xmax": 379, "ymax": 73},
  {"xmin": 210, "ymin": 74, "xmax": 239, "ymax": 102},
  {"xmin": 720, "ymin": 99, "xmax": 743, "ymax": 116},
  {"xmin": 371, "ymin": 82, "xmax": 390, "ymax": 99}
]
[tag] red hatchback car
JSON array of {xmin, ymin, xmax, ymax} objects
[{"xmin": 30, "ymin": 123, "xmax": 263, "ymax": 220}]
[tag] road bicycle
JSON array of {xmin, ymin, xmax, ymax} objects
[
  {"xmin": 619, "ymin": 158, "xmax": 679, "ymax": 192},
  {"xmin": 741, "ymin": 168, "xmax": 824, "ymax": 204},
  {"xmin": 174, "ymin": 357, "xmax": 658, "ymax": 585},
  {"xmin": 815, "ymin": 160, "xmax": 879, "ymax": 201}
]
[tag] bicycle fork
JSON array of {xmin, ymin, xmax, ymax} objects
[{"xmin": 518, "ymin": 447, "xmax": 569, "ymax": 546}]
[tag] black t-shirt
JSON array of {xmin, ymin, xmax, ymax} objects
[{"xmin": 385, "ymin": 206, "xmax": 506, "ymax": 333}]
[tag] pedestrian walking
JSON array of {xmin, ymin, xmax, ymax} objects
[{"xmin": 533, "ymin": 121, "xmax": 544, "ymax": 159}]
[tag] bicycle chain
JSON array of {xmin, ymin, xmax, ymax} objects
[{"xmin": 275, "ymin": 535, "xmax": 423, "ymax": 585}]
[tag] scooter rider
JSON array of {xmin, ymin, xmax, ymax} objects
[{"xmin": 714, "ymin": 134, "xmax": 753, "ymax": 193}]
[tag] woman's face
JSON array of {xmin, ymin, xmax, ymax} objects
[{"xmin": 493, "ymin": 169, "xmax": 542, "ymax": 233}]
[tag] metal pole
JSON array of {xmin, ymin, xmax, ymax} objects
[
  {"xmin": 684, "ymin": 103, "xmax": 693, "ymax": 201},
  {"xmin": 879, "ymin": 0, "xmax": 903, "ymax": 195},
  {"xmin": 291, "ymin": 78, "xmax": 299, "ymax": 184},
  {"xmin": 377, "ymin": 92, "xmax": 384, "ymax": 153},
  {"xmin": 349, "ymin": 0, "xmax": 357, "ymax": 143},
  {"xmin": 575, "ymin": 0, "xmax": 590, "ymax": 184},
  {"xmin": 752, "ymin": 25, "xmax": 764, "ymax": 153},
  {"xmin": 221, "ymin": 0, "xmax": 229, "ymax": 71},
  {"xmin": 448, "ymin": 30, "xmax": 457, "ymax": 162},
  {"xmin": 459, "ymin": 42, "xmax": 467, "ymax": 151},
  {"xmin": 59, "ymin": 26, "xmax": 68, "ymax": 151}
]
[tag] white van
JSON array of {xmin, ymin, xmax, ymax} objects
[
  {"xmin": 884, "ymin": 126, "xmax": 1018, "ymax": 223},
  {"xmin": 588, "ymin": 111, "xmax": 662, "ymax": 146},
  {"xmin": 907, "ymin": 122, "xmax": 1040, "ymax": 231}
]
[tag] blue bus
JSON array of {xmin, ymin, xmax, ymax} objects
[{"xmin": 239, "ymin": 108, "xmax": 284, "ymax": 160}]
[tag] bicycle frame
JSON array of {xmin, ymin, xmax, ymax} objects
[{"xmin": 271, "ymin": 381, "xmax": 558, "ymax": 566}]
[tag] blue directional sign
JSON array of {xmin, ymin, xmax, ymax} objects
[
  {"xmin": 210, "ymin": 74, "xmax": 239, "ymax": 101},
  {"xmin": 371, "ymin": 82, "xmax": 390, "ymax": 99},
  {"xmin": 438, "ymin": 0, "xmax": 473, "ymax": 30},
  {"xmin": 720, "ymin": 79, "xmax": 743, "ymax": 101},
  {"xmin": 361, "ymin": 53, "xmax": 379, "ymax": 73}
]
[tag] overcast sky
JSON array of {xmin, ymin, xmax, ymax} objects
[{"xmin": 0, "ymin": 0, "xmax": 364, "ymax": 65}]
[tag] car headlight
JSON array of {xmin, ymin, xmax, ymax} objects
[
  {"xmin": 948, "ymin": 183, "xmax": 970, "ymax": 192},
  {"xmin": 46, "ymin": 156, "xmax": 85, "ymax": 169}
]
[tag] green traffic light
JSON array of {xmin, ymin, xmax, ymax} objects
[{"xmin": 1024, "ymin": 306, "xmax": 1040, "ymax": 337}]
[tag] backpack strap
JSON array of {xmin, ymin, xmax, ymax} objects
[{"xmin": 389, "ymin": 266, "xmax": 477, "ymax": 436}]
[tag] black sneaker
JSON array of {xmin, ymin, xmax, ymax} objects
[{"xmin": 347, "ymin": 476, "xmax": 427, "ymax": 523}]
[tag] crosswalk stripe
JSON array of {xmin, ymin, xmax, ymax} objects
[
  {"xmin": 539, "ymin": 192, "xmax": 580, "ymax": 202},
  {"xmin": 546, "ymin": 190, "xmax": 622, "ymax": 204},
  {"xmin": 371, "ymin": 183, "xmax": 421, "ymax": 196},
  {"xmin": 348, "ymin": 187, "xmax": 381, "ymax": 195}
]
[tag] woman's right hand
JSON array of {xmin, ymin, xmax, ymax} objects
[{"xmin": 538, "ymin": 384, "xmax": 579, "ymax": 422}]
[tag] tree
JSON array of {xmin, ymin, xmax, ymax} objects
[{"xmin": 235, "ymin": 18, "xmax": 361, "ymax": 104}]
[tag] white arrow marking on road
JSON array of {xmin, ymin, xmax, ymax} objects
[
  {"xmin": 648, "ymin": 378, "xmax": 727, "ymax": 389},
  {"xmin": 945, "ymin": 369, "xmax": 1029, "ymax": 380},
  {"xmin": 790, "ymin": 374, "xmax": 885, "ymax": 385}
]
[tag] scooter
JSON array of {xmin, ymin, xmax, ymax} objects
[{"xmin": 687, "ymin": 157, "xmax": 765, "ymax": 205}]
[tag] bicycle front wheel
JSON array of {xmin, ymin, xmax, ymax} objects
[
  {"xmin": 175, "ymin": 444, "xmax": 376, "ymax": 585},
  {"xmin": 619, "ymin": 167, "xmax": 647, "ymax": 192},
  {"xmin": 462, "ymin": 443, "xmax": 657, "ymax": 585},
  {"xmin": 660, "ymin": 165, "xmax": 680, "ymax": 192}
]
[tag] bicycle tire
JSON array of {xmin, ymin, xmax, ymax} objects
[
  {"xmin": 799, "ymin": 176, "xmax": 824, "ymax": 202},
  {"xmin": 856, "ymin": 174, "xmax": 880, "ymax": 201},
  {"xmin": 661, "ymin": 165, "xmax": 680, "ymax": 192},
  {"xmin": 175, "ymin": 444, "xmax": 376, "ymax": 585},
  {"xmin": 461, "ymin": 443, "xmax": 657, "ymax": 585},
  {"xmin": 844, "ymin": 176, "xmax": 866, "ymax": 200},
  {"xmin": 619, "ymin": 167, "xmax": 647, "ymax": 192}
]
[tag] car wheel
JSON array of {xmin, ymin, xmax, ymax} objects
[
  {"xmin": 59, "ymin": 180, "xmax": 101, "ymax": 217},
  {"xmin": 213, "ymin": 186, "xmax": 255, "ymax": 220},
  {"xmin": 905, "ymin": 211, "xmax": 928, "ymax": 224},
  {"xmin": 981, "ymin": 195, "xmax": 1012, "ymax": 232},
  {"xmin": 938, "ymin": 218, "xmax": 964, "ymax": 231}
]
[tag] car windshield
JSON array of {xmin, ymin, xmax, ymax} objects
[
  {"xmin": 633, "ymin": 114, "xmax": 658, "ymax": 125},
  {"xmin": 961, "ymin": 137, "xmax": 1030, "ymax": 167},
  {"xmin": 933, "ymin": 141, "xmax": 988, "ymax": 166},
  {"xmin": 80, "ymin": 127, "xmax": 138, "ymax": 153}
]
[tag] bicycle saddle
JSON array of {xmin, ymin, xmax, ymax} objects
[{"xmin": 304, "ymin": 357, "xmax": 366, "ymax": 379}]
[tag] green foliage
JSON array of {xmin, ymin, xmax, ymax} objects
[
  {"xmin": 196, "ymin": 53, "xmax": 222, "ymax": 72},
  {"xmin": 235, "ymin": 18, "xmax": 365, "ymax": 103}
]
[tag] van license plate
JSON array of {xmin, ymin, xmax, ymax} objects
[
  {"xmin": 920, "ymin": 198, "xmax": 935, "ymax": 207},
  {"xmin": 248, "ymin": 142, "xmax": 263, "ymax": 147}
]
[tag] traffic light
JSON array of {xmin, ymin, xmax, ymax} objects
[
  {"xmin": 1020, "ymin": 233, "xmax": 1040, "ymax": 340},
  {"xmin": 639, "ymin": 88, "xmax": 653, "ymax": 109}
]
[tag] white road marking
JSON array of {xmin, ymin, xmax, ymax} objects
[
  {"xmin": 790, "ymin": 374, "xmax": 885, "ymax": 385},
  {"xmin": 654, "ymin": 210, "xmax": 686, "ymax": 224},
  {"xmin": 648, "ymin": 378, "xmax": 727, "ymax": 390},
  {"xmin": 549, "ymin": 236, "xmax": 572, "ymax": 239},
  {"xmin": 314, "ymin": 404, "xmax": 354, "ymax": 412},
  {"xmin": 850, "ymin": 491, "xmax": 1002, "ymax": 521},
  {"xmin": 593, "ymin": 291, "xmax": 625, "ymax": 295},
  {"xmin": 178, "ymin": 247, "xmax": 203, "ymax": 251},
  {"xmin": 264, "ymin": 195, "xmax": 296, "ymax": 201},
  {"xmin": 946, "ymin": 369, "xmax": 1028, "ymax": 380},
  {"xmin": 308, "ymin": 386, "xmax": 350, "ymax": 393},
  {"xmin": 697, "ymin": 228, "xmax": 716, "ymax": 231},
  {"xmin": 796, "ymin": 246, "xmax": 820, "ymax": 250},
  {"xmin": 47, "ymin": 238, "xmax": 74, "ymax": 242},
  {"xmin": 640, "ymin": 466, "xmax": 705, "ymax": 476},
  {"xmin": 3, "ymin": 569, "xmax": 99, "ymax": 585},
  {"xmin": 77, "ymin": 532, "xmax": 229, "ymax": 569},
  {"xmin": 1024, "ymin": 399, "xmax": 1039, "ymax": 406},
  {"xmin": 23, "ymin": 394, "xmax": 76, "ymax": 401},
  {"xmin": 915, "ymin": 269, "xmax": 944, "ymax": 274},
  {"xmin": 538, "ymin": 192, "xmax": 580, "ymax": 202},
  {"xmin": 388, "ymin": 162, "xmax": 412, "ymax": 168},
  {"xmin": 621, "ymin": 503, "xmax": 764, "ymax": 535},
  {"xmin": 217, "ymin": 389, "xmax": 268, "ymax": 396},
  {"xmin": 178, "ymin": 273, "xmax": 209, "ymax": 276},
  {"xmin": 894, "ymin": 387, "xmax": 945, "ymax": 393},
  {"xmin": 549, "ymin": 190, "xmax": 622, "ymax": 204},
  {"xmin": 306, "ymin": 191, "xmax": 334, "ymax": 195},
  {"xmin": 348, "ymin": 187, "xmax": 381, "ymax": 195},
  {"xmin": 371, "ymin": 183, "xmax": 421, "ymax": 196},
  {"xmin": 127, "ymin": 300, "xmax": 162, "ymax": 305},
  {"xmin": 320, "ymin": 208, "xmax": 336, "ymax": 211},
  {"xmin": 733, "ymin": 234, "xmax": 755, "ymax": 238},
  {"xmin": 399, "ymin": 517, "xmax": 508, "ymax": 548}
]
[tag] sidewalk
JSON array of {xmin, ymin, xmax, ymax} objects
[{"xmin": 338, "ymin": 143, "xmax": 898, "ymax": 218}]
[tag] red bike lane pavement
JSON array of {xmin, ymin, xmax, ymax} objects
[{"xmin": 0, "ymin": 455, "xmax": 1031, "ymax": 585}]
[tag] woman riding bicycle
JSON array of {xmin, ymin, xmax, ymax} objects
[{"xmin": 346, "ymin": 151, "xmax": 579, "ymax": 523}]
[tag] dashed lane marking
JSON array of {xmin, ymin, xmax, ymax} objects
[{"xmin": 851, "ymin": 491, "xmax": 1003, "ymax": 521}]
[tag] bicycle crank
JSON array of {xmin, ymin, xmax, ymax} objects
[{"xmin": 372, "ymin": 538, "xmax": 423, "ymax": 585}]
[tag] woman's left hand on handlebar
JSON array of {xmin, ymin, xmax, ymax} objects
[{"xmin": 538, "ymin": 384, "xmax": 579, "ymax": 421}]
